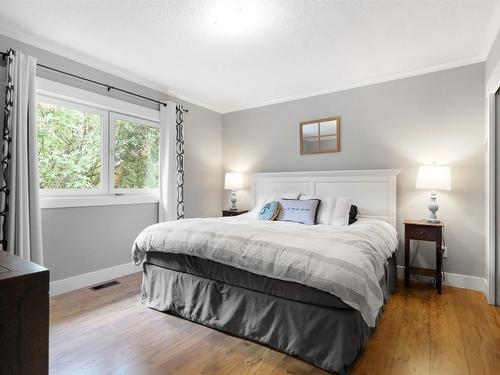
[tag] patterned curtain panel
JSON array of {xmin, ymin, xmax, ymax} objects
[
  {"xmin": 175, "ymin": 104, "xmax": 185, "ymax": 219},
  {"xmin": 0, "ymin": 49, "xmax": 14, "ymax": 251},
  {"xmin": 0, "ymin": 50, "xmax": 43, "ymax": 264},
  {"xmin": 159, "ymin": 102, "xmax": 185, "ymax": 221}
]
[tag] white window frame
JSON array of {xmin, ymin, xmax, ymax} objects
[
  {"xmin": 109, "ymin": 112, "xmax": 160, "ymax": 196},
  {"xmin": 36, "ymin": 78, "xmax": 161, "ymax": 208},
  {"xmin": 37, "ymin": 95, "xmax": 109, "ymax": 197}
]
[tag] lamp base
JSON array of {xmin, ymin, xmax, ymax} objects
[
  {"xmin": 424, "ymin": 218, "xmax": 441, "ymax": 224},
  {"xmin": 229, "ymin": 189, "xmax": 238, "ymax": 211},
  {"xmin": 426, "ymin": 192, "xmax": 440, "ymax": 223}
]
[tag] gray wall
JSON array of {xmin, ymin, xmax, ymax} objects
[
  {"xmin": 42, "ymin": 204, "xmax": 158, "ymax": 281},
  {"xmin": 181, "ymin": 99, "xmax": 223, "ymax": 219},
  {"xmin": 223, "ymin": 63, "xmax": 486, "ymax": 278},
  {"xmin": 0, "ymin": 34, "xmax": 223, "ymax": 281}
]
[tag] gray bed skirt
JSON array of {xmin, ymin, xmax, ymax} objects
[{"xmin": 140, "ymin": 253, "xmax": 397, "ymax": 374}]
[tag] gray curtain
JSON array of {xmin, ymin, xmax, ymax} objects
[{"xmin": 0, "ymin": 50, "xmax": 43, "ymax": 264}]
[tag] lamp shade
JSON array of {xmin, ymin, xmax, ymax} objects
[
  {"xmin": 224, "ymin": 172, "xmax": 244, "ymax": 190},
  {"xmin": 415, "ymin": 165, "xmax": 451, "ymax": 191}
]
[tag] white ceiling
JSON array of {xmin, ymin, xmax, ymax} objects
[{"xmin": 0, "ymin": 0, "xmax": 498, "ymax": 113}]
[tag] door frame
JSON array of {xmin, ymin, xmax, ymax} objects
[
  {"xmin": 486, "ymin": 93, "xmax": 496, "ymax": 304},
  {"xmin": 486, "ymin": 57, "xmax": 500, "ymax": 304}
]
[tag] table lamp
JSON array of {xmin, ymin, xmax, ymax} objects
[
  {"xmin": 224, "ymin": 172, "xmax": 244, "ymax": 211},
  {"xmin": 415, "ymin": 164, "xmax": 451, "ymax": 223}
]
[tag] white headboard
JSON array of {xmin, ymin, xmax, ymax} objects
[{"xmin": 253, "ymin": 169, "xmax": 401, "ymax": 228}]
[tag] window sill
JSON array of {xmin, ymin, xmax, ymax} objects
[{"xmin": 40, "ymin": 195, "xmax": 159, "ymax": 209}]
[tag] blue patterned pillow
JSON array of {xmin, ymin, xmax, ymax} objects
[
  {"xmin": 258, "ymin": 201, "xmax": 280, "ymax": 221},
  {"xmin": 276, "ymin": 198, "xmax": 321, "ymax": 225}
]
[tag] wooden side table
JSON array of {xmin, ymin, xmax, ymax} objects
[
  {"xmin": 222, "ymin": 209, "xmax": 249, "ymax": 217},
  {"xmin": 404, "ymin": 220, "xmax": 444, "ymax": 294}
]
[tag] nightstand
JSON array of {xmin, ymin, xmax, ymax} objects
[
  {"xmin": 222, "ymin": 209, "xmax": 249, "ymax": 217},
  {"xmin": 404, "ymin": 220, "xmax": 444, "ymax": 294}
]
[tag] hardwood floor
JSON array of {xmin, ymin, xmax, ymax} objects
[{"xmin": 49, "ymin": 273, "xmax": 500, "ymax": 375}]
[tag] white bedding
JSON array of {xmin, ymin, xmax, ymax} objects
[{"xmin": 132, "ymin": 217, "xmax": 398, "ymax": 327}]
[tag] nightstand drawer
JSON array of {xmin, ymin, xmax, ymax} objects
[
  {"xmin": 222, "ymin": 210, "xmax": 248, "ymax": 217},
  {"xmin": 405, "ymin": 224, "xmax": 440, "ymax": 241}
]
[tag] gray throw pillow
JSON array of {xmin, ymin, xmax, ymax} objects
[{"xmin": 276, "ymin": 198, "xmax": 321, "ymax": 225}]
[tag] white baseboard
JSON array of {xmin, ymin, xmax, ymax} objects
[
  {"xmin": 50, "ymin": 262, "xmax": 141, "ymax": 296},
  {"xmin": 49, "ymin": 262, "xmax": 488, "ymax": 298},
  {"xmin": 396, "ymin": 266, "xmax": 488, "ymax": 296}
]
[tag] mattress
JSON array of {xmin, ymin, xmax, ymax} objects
[{"xmin": 145, "ymin": 250, "xmax": 397, "ymax": 310}]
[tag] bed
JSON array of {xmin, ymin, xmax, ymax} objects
[{"xmin": 132, "ymin": 169, "xmax": 400, "ymax": 374}]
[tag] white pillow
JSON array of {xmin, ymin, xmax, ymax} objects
[
  {"xmin": 247, "ymin": 192, "xmax": 301, "ymax": 219},
  {"xmin": 300, "ymin": 195, "xmax": 337, "ymax": 225},
  {"xmin": 331, "ymin": 196, "xmax": 353, "ymax": 226},
  {"xmin": 301, "ymin": 195, "xmax": 353, "ymax": 226}
]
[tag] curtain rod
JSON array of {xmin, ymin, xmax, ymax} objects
[{"xmin": 1, "ymin": 50, "xmax": 188, "ymax": 113}]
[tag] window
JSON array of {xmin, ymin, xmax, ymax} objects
[
  {"xmin": 37, "ymin": 98, "xmax": 106, "ymax": 195},
  {"xmin": 36, "ymin": 95, "xmax": 160, "ymax": 198},
  {"xmin": 111, "ymin": 114, "xmax": 160, "ymax": 193}
]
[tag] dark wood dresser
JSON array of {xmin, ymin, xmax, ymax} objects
[{"xmin": 0, "ymin": 251, "xmax": 49, "ymax": 375}]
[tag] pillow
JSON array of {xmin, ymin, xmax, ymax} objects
[
  {"xmin": 301, "ymin": 195, "xmax": 358, "ymax": 226},
  {"xmin": 349, "ymin": 205, "xmax": 358, "ymax": 225},
  {"xmin": 300, "ymin": 195, "xmax": 336, "ymax": 225},
  {"xmin": 258, "ymin": 201, "xmax": 280, "ymax": 221},
  {"xmin": 332, "ymin": 197, "xmax": 353, "ymax": 226},
  {"xmin": 276, "ymin": 198, "xmax": 320, "ymax": 225},
  {"xmin": 247, "ymin": 192, "xmax": 301, "ymax": 219}
]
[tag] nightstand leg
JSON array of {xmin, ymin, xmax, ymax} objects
[
  {"xmin": 436, "ymin": 241, "xmax": 442, "ymax": 294},
  {"xmin": 405, "ymin": 237, "xmax": 410, "ymax": 288}
]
